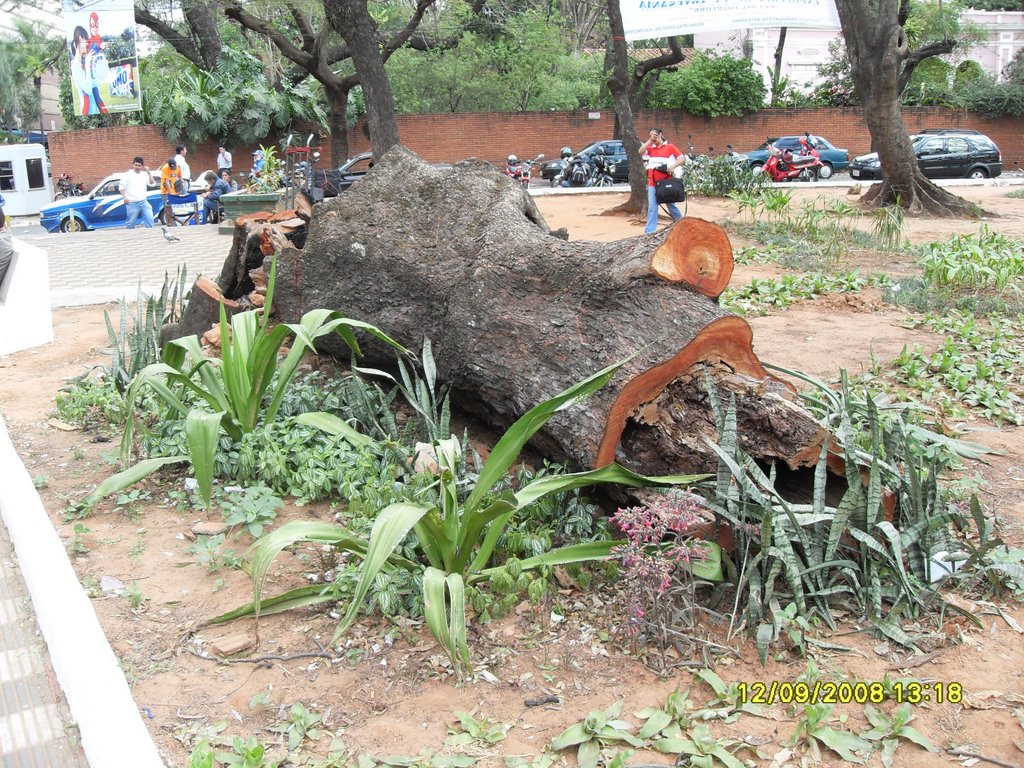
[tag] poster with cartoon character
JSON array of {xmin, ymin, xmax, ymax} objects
[{"xmin": 62, "ymin": 0, "xmax": 142, "ymax": 115}]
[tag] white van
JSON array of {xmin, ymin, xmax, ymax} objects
[{"xmin": 0, "ymin": 144, "xmax": 53, "ymax": 216}]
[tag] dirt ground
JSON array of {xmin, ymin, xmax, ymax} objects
[{"xmin": 1, "ymin": 184, "xmax": 1023, "ymax": 767}]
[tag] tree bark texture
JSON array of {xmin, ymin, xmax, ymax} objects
[
  {"xmin": 834, "ymin": 0, "xmax": 976, "ymax": 215},
  {"xmin": 268, "ymin": 147, "xmax": 828, "ymax": 478},
  {"xmin": 326, "ymin": 0, "xmax": 402, "ymax": 158}
]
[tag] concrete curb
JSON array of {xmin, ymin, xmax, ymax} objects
[{"xmin": 0, "ymin": 415, "xmax": 166, "ymax": 768}]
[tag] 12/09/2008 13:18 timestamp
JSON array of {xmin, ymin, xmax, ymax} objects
[{"xmin": 736, "ymin": 680, "xmax": 964, "ymax": 706}]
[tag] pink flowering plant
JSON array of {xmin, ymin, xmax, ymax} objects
[{"xmin": 612, "ymin": 490, "xmax": 722, "ymax": 672}]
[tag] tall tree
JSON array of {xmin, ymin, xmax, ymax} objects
[
  {"xmin": 835, "ymin": 0, "xmax": 975, "ymax": 213},
  {"xmin": 769, "ymin": 27, "xmax": 788, "ymax": 105},
  {"xmin": 606, "ymin": 0, "xmax": 686, "ymax": 214}
]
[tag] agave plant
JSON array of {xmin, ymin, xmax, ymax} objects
[
  {"xmin": 86, "ymin": 258, "xmax": 406, "ymax": 508},
  {"xmin": 217, "ymin": 359, "xmax": 706, "ymax": 679}
]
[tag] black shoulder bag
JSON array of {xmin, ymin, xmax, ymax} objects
[{"xmin": 655, "ymin": 177, "xmax": 685, "ymax": 204}]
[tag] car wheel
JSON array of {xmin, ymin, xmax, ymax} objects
[
  {"xmin": 60, "ymin": 216, "xmax": 84, "ymax": 233},
  {"xmin": 751, "ymin": 163, "xmax": 764, "ymax": 173},
  {"xmin": 818, "ymin": 162, "xmax": 834, "ymax": 180},
  {"xmin": 968, "ymin": 167, "xmax": 988, "ymax": 180}
]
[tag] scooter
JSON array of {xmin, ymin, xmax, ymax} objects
[
  {"xmin": 552, "ymin": 153, "xmax": 594, "ymax": 187},
  {"xmin": 592, "ymin": 152, "xmax": 615, "ymax": 187},
  {"xmin": 55, "ymin": 173, "xmax": 86, "ymax": 199},
  {"xmin": 758, "ymin": 141, "xmax": 825, "ymax": 182},
  {"xmin": 506, "ymin": 153, "xmax": 544, "ymax": 188}
]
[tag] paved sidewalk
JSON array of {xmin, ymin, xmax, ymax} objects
[
  {"xmin": 11, "ymin": 220, "xmax": 232, "ymax": 307},
  {"xmin": 0, "ymin": 524, "xmax": 87, "ymax": 767}
]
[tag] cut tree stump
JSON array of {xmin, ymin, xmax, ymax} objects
[
  {"xmin": 258, "ymin": 146, "xmax": 829, "ymax": 480},
  {"xmin": 161, "ymin": 276, "xmax": 240, "ymax": 346}
]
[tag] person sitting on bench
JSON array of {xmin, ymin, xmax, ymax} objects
[{"xmin": 203, "ymin": 171, "xmax": 232, "ymax": 223}]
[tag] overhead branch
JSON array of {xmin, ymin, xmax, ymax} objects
[
  {"xmin": 133, "ymin": 5, "xmax": 204, "ymax": 67},
  {"xmin": 899, "ymin": 38, "xmax": 956, "ymax": 91},
  {"xmin": 223, "ymin": 2, "xmax": 318, "ymax": 72},
  {"xmin": 381, "ymin": 0, "xmax": 441, "ymax": 59},
  {"xmin": 633, "ymin": 37, "xmax": 684, "ymax": 84},
  {"xmin": 405, "ymin": 0, "xmax": 488, "ymax": 51}
]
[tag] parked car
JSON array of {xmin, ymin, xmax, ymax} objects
[
  {"xmin": 38, "ymin": 173, "xmax": 202, "ymax": 233},
  {"xmin": 849, "ymin": 133, "xmax": 1002, "ymax": 180},
  {"xmin": 541, "ymin": 140, "xmax": 628, "ymax": 182},
  {"xmin": 743, "ymin": 135, "xmax": 850, "ymax": 178}
]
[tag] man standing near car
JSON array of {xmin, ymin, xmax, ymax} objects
[
  {"xmin": 119, "ymin": 157, "xmax": 156, "ymax": 229},
  {"xmin": 640, "ymin": 128, "xmax": 684, "ymax": 234},
  {"xmin": 173, "ymin": 145, "xmax": 191, "ymax": 189}
]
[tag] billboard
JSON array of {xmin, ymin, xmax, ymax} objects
[
  {"xmin": 62, "ymin": 0, "xmax": 142, "ymax": 115},
  {"xmin": 621, "ymin": 0, "xmax": 841, "ymax": 40}
]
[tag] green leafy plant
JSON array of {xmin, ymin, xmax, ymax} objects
[
  {"xmin": 871, "ymin": 200, "xmax": 906, "ymax": 251},
  {"xmin": 223, "ymin": 360, "xmax": 704, "ymax": 679},
  {"xmin": 187, "ymin": 533, "xmax": 243, "ymax": 572},
  {"xmin": 918, "ymin": 225, "xmax": 1024, "ymax": 290},
  {"xmin": 87, "ymin": 258, "xmax": 405, "ymax": 509},
  {"xmin": 634, "ymin": 688, "xmax": 692, "ymax": 740},
  {"xmin": 722, "ymin": 272, "xmax": 887, "ymax": 316},
  {"xmin": 103, "ymin": 267, "xmax": 189, "ymax": 392},
  {"xmin": 649, "ymin": 722, "xmax": 754, "ymax": 767},
  {"xmin": 788, "ymin": 703, "xmax": 873, "ymax": 763},
  {"xmin": 549, "ymin": 700, "xmax": 644, "ymax": 768},
  {"xmin": 219, "ymin": 485, "xmax": 283, "ymax": 538},
  {"xmin": 861, "ymin": 703, "xmax": 938, "ymax": 767},
  {"xmin": 69, "ymin": 522, "xmax": 91, "ymax": 555},
  {"xmin": 446, "ymin": 711, "xmax": 511, "ymax": 746},
  {"xmin": 270, "ymin": 703, "xmax": 322, "ymax": 752},
  {"xmin": 693, "ymin": 669, "xmax": 766, "ymax": 722}
]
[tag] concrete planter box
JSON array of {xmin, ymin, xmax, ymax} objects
[{"xmin": 220, "ymin": 190, "xmax": 282, "ymax": 219}]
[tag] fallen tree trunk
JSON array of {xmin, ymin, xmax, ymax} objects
[{"xmin": 266, "ymin": 146, "xmax": 827, "ymax": 478}]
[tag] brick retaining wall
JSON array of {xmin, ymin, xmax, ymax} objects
[{"xmin": 48, "ymin": 108, "xmax": 1023, "ymax": 188}]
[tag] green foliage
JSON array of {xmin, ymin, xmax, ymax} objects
[
  {"xmin": 647, "ymin": 52, "xmax": 765, "ymax": 116},
  {"xmin": 550, "ymin": 700, "xmax": 644, "ymax": 768},
  {"xmin": 446, "ymin": 711, "xmax": 511, "ymax": 746},
  {"xmin": 228, "ymin": 361, "xmax": 704, "ymax": 679},
  {"xmin": 918, "ymin": 225, "xmax": 1024, "ymax": 290},
  {"xmin": 386, "ymin": 8, "xmax": 605, "ymax": 113},
  {"xmin": 0, "ymin": 19, "xmax": 64, "ymax": 132},
  {"xmin": 721, "ymin": 272, "xmax": 884, "ymax": 316},
  {"xmin": 103, "ymin": 258, "xmax": 406, "ymax": 507},
  {"xmin": 270, "ymin": 703, "xmax": 322, "ymax": 752},
  {"xmin": 861, "ymin": 703, "xmax": 938, "ymax": 766},
  {"xmin": 56, "ymin": 373, "xmax": 125, "ymax": 429},
  {"xmin": 699, "ymin": 371, "xmax": 963, "ymax": 652},
  {"xmin": 812, "ymin": 38, "xmax": 858, "ymax": 106},
  {"xmin": 186, "ymin": 534, "xmax": 243, "ymax": 572},
  {"xmin": 143, "ymin": 48, "xmax": 326, "ymax": 147},
  {"xmin": 788, "ymin": 704, "xmax": 873, "ymax": 763},
  {"xmin": 219, "ymin": 485, "xmax": 282, "ymax": 538},
  {"xmin": 883, "ymin": 312, "xmax": 1024, "ymax": 424},
  {"xmin": 871, "ymin": 201, "xmax": 906, "ymax": 251},
  {"xmin": 682, "ymin": 156, "xmax": 770, "ymax": 198},
  {"xmin": 104, "ymin": 267, "xmax": 189, "ymax": 392}
]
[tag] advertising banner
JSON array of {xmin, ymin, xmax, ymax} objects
[
  {"xmin": 62, "ymin": 0, "xmax": 142, "ymax": 115},
  {"xmin": 621, "ymin": 0, "xmax": 840, "ymax": 40}
]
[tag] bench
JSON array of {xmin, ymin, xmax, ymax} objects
[{"xmin": 0, "ymin": 238, "xmax": 55, "ymax": 355}]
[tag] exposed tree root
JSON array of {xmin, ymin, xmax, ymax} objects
[{"xmin": 859, "ymin": 174, "xmax": 987, "ymax": 218}]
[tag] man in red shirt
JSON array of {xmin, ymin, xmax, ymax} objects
[{"xmin": 641, "ymin": 127, "xmax": 684, "ymax": 234}]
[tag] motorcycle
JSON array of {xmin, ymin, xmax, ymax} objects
[
  {"xmin": 505, "ymin": 153, "xmax": 544, "ymax": 188},
  {"xmin": 551, "ymin": 153, "xmax": 594, "ymax": 188},
  {"xmin": 55, "ymin": 173, "xmax": 86, "ymax": 199},
  {"xmin": 591, "ymin": 151, "xmax": 615, "ymax": 187},
  {"xmin": 757, "ymin": 140, "xmax": 825, "ymax": 182}
]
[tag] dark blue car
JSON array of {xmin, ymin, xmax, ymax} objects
[{"xmin": 38, "ymin": 174, "xmax": 201, "ymax": 233}]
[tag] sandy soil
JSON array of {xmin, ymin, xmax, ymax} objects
[{"xmin": 1, "ymin": 184, "xmax": 1023, "ymax": 767}]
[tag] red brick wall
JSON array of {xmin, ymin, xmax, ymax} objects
[{"xmin": 49, "ymin": 108, "xmax": 1023, "ymax": 188}]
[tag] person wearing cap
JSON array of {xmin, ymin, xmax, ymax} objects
[
  {"xmin": 0, "ymin": 193, "xmax": 12, "ymax": 288},
  {"xmin": 159, "ymin": 157, "xmax": 181, "ymax": 225},
  {"xmin": 252, "ymin": 149, "xmax": 265, "ymax": 175}
]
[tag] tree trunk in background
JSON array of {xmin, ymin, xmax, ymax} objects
[
  {"xmin": 834, "ymin": 0, "xmax": 975, "ymax": 214},
  {"xmin": 269, "ymin": 148, "xmax": 829, "ymax": 479},
  {"xmin": 605, "ymin": 1, "xmax": 646, "ymax": 214},
  {"xmin": 770, "ymin": 27, "xmax": 788, "ymax": 105},
  {"xmin": 325, "ymin": 84, "xmax": 351, "ymax": 164},
  {"xmin": 326, "ymin": 0, "xmax": 401, "ymax": 158}
]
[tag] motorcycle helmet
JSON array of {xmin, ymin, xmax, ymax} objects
[
  {"xmin": 507, "ymin": 154, "xmax": 519, "ymax": 164},
  {"xmin": 560, "ymin": 146, "xmax": 572, "ymax": 159}
]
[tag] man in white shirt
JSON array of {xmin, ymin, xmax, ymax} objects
[
  {"xmin": 119, "ymin": 156, "xmax": 156, "ymax": 229},
  {"xmin": 216, "ymin": 145, "xmax": 232, "ymax": 174},
  {"xmin": 174, "ymin": 144, "xmax": 191, "ymax": 189}
]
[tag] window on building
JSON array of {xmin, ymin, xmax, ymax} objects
[
  {"xmin": 0, "ymin": 162, "xmax": 13, "ymax": 192},
  {"xmin": 26, "ymin": 158, "xmax": 46, "ymax": 190}
]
